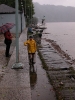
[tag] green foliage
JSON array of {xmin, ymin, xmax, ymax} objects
[
  {"xmin": 0, "ymin": 0, "xmax": 15, "ymax": 8},
  {"xmin": 32, "ymin": 17, "xmax": 38, "ymax": 25}
]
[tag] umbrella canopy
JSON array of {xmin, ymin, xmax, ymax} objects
[{"xmin": 0, "ymin": 23, "xmax": 15, "ymax": 33}]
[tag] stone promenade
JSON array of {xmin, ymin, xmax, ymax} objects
[{"xmin": 0, "ymin": 29, "xmax": 31, "ymax": 100}]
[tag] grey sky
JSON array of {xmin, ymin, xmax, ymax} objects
[{"xmin": 33, "ymin": 0, "xmax": 75, "ymax": 7}]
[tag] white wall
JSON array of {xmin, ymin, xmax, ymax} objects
[{"xmin": 0, "ymin": 13, "xmax": 26, "ymax": 34}]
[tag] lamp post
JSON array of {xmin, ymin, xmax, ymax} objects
[
  {"xmin": 27, "ymin": 6, "xmax": 30, "ymax": 25},
  {"xmin": 25, "ymin": 0, "xmax": 27, "ymax": 25},
  {"xmin": 30, "ymin": 4, "xmax": 32, "ymax": 24},
  {"xmin": 25, "ymin": 0, "xmax": 26, "ymax": 15},
  {"xmin": 21, "ymin": 1, "xmax": 23, "ymax": 32},
  {"xmin": 28, "ymin": 6, "xmax": 30, "ymax": 18},
  {"xmin": 28, "ymin": 4, "xmax": 32, "ymax": 24},
  {"xmin": 12, "ymin": 0, "xmax": 23, "ymax": 69}
]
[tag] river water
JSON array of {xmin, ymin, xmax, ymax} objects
[{"xmin": 43, "ymin": 22, "xmax": 75, "ymax": 60}]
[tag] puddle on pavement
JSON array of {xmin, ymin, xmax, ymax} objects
[{"xmin": 30, "ymin": 53, "xmax": 56, "ymax": 100}]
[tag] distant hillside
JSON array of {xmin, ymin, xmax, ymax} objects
[{"xmin": 33, "ymin": 2, "xmax": 75, "ymax": 22}]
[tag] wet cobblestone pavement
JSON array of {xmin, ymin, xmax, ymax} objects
[
  {"xmin": 30, "ymin": 52, "xmax": 56, "ymax": 100},
  {"xmin": 0, "ymin": 31, "xmax": 31, "ymax": 100}
]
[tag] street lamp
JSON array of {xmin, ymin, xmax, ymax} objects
[
  {"xmin": 12, "ymin": 0, "xmax": 23, "ymax": 69},
  {"xmin": 28, "ymin": 6, "xmax": 30, "ymax": 18},
  {"xmin": 27, "ymin": 6, "xmax": 30, "ymax": 25},
  {"xmin": 28, "ymin": 4, "xmax": 32, "ymax": 25},
  {"xmin": 30, "ymin": 4, "xmax": 32, "ymax": 24}
]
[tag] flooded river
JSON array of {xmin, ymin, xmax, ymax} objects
[{"xmin": 43, "ymin": 22, "xmax": 75, "ymax": 60}]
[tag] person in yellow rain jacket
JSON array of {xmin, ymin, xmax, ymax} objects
[{"xmin": 24, "ymin": 36, "xmax": 37, "ymax": 64}]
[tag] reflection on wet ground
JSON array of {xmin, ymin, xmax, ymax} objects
[{"xmin": 30, "ymin": 53, "xmax": 56, "ymax": 100}]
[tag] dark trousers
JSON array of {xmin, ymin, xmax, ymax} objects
[
  {"xmin": 4, "ymin": 39, "xmax": 12, "ymax": 57},
  {"xmin": 28, "ymin": 53, "xmax": 35, "ymax": 63},
  {"xmin": 5, "ymin": 44, "xmax": 11, "ymax": 57}
]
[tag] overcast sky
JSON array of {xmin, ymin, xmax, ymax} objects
[{"xmin": 33, "ymin": 0, "xmax": 75, "ymax": 7}]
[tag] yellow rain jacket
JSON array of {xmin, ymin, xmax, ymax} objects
[{"xmin": 24, "ymin": 39, "xmax": 37, "ymax": 53}]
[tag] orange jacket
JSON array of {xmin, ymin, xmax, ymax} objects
[{"xmin": 24, "ymin": 39, "xmax": 37, "ymax": 53}]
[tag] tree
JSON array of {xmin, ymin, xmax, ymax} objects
[
  {"xmin": 22, "ymin": 0, "xmax": 35, "ymax": 25},
  {"xmin": 0, "ymin": 0, "xmax": 15, "ymax": 8},
  {"xmin": 32, "ymin": 17, "xmax": 38, "ymax": 25}
]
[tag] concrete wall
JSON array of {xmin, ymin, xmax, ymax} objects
[{"xmin": 0, "ymin": 13, "xmax": 26, "ymax": 34}]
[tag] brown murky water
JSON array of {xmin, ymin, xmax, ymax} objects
[
  {"xmin": 30, "ymin": 53, "xmax": 56, "ymax": 100},
  {"xmin": 43, "ymin": 22, "xmax": 75, "ymax": 60}
]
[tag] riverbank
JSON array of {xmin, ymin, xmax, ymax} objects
[
  {"xmin": 37, "ymin": 36, "xmax": 75, "ymax": 100},
  {"xmin": 43, "ymin": 22, "xmax": 75, "ymax": 61},
  {"xmin": 44, "ymin": 38, "xmax": 75, "ymax": 66}
]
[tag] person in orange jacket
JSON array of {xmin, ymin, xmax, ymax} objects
[
  {"xmin": 24, "ymin": 36, "xmax": 37, "ymax": 64},
  {"xmin": 4, "ymin": 30, "xmax": 12, "ymax": 57}
]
